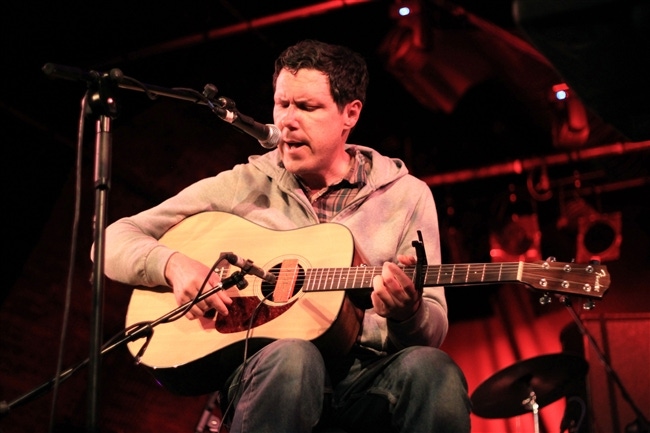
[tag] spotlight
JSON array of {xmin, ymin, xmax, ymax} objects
[
  {"xmin": 552, "ymin": 83, "xmax": 569, "ymax": 101},
  {"xmin": 398, "ymin": 6, "xmax": 412, "ymax": 16},
  {"xmin": 390, "ymin": 0, "xmax": 421, "ymax": 19},
  {"xmin": 550, "ymin": 83, "xmax": 590, "ymax": 148},
  {"xmin": 387, "ymin": 0, "xmax": 430, "ymax": 50},
  {"xmin": 576, "ymin": 212, "xmax": 622, "ymax": 263}
]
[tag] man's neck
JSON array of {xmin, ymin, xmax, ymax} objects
[{"xmin": 298, "ymin": 150, "xmax": 353, "ymax": 190}]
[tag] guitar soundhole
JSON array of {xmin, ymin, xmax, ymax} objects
[
  {"xmin": 214, "ymin": 261, "xmax": 305, "ymax": 334},
  {"xmin": 260, "ymin": 261, "xmax": 305, "ymax": 299}
]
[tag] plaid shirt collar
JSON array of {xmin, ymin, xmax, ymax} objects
[{"xmin": 294, "ymin": 147, "xmax": 368, "ymax": 221}]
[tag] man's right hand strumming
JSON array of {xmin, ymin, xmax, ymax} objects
[{"xmin": 164, "ymin": 252, "xmax": 233, "ymax": 320}]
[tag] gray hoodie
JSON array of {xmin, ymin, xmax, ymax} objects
[{"xmin": 101, "ymin": 144, "xmax": 448, "ymax": 357}]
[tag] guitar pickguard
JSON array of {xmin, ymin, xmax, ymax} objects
[{"xmin": 215, "ymin": 296, "xmax": 297, "ymax": 333}]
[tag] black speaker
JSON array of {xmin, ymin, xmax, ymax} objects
[
  {"xmin": 514, "ymin": 0, "xmax": 650, "ymax": 141},
  {"xmin": 582, "ymin": 313, "xmax": 650, "ymax": 433}
]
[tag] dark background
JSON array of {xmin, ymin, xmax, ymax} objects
[{"xmin": 1, "ymin": 0, "xmax": 649, "ymax": 432}]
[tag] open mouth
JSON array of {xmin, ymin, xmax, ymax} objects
[{"xmin": 284, "ymin": 141, "xmax": 305, "ymax": 148}]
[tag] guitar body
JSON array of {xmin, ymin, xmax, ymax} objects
[{"xmin": 126, "ymin": 211, "xmax": 360, "ymax": 395}]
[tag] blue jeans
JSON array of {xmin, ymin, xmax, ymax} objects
[{"xmin": 223, "ymin": 339, "xmax": 471, "ymax": 433}]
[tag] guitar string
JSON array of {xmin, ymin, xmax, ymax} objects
[
  {"xmin": 286, "ymin": 264, "xmax": 597, "ymax": 288},
  {"xmin": 252, "ymin": 260, "xmax": 599, "ymax": 293}
]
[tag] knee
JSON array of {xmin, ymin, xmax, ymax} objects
[
  {"xmin": 400, "ymin": 347, "xmax": 471, "ymax": 430},
  {"xmin": 264, "ymin": 338, "xmax": 322, "ymax": 364},
  {"xmin": 256, "ymin": 338, "xmax": 325, "ymax": 382},
  {"xmin": 400, "ymin": 347, "xmax": 468, "ymax": 393}
]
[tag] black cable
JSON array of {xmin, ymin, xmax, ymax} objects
[
  {"xmin": 215, "ymin": 290, "xmax": 274, "ymax": 433},
  {"xmin": 47, "ymin": 91, "xmax": 87, "ymax": 433}
]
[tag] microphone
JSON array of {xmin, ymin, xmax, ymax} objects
[
  {"xmin": 225, "ymin": 253, "xmax": 277, "ymax": 284},
  {"xmin": 231, "ymin": 111, "xmax": 281, "ymax": 149},
  {"xmin": 203, "ymin": 85, "xmax": 281, "ymax": 149}
]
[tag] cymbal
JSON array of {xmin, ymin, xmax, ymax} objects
[{"xmin": 471, "ymin": 353, "xmax": 588, "ymax": 418}]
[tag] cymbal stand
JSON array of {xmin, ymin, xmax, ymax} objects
[{"xmin": 522, "ymin": 391, "xmax": 541, "ymax": 433}]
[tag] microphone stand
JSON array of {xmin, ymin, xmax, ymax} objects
[
  {"xmin": 1, "ymin": 63, "xmax": 268, "ymax": 430},
  {"xmin": 87, "ymin": 71, "xmax": 120, "ymax": 433},
  {"xmin": 41, "ymin": 63, "xmax": 278, "ymax": 147}
]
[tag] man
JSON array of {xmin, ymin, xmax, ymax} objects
[{"xmin": 100, "ymin": 39, "xmax": 471, "ymax": 432}]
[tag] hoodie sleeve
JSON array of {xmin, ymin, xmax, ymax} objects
[
  {"xmin": 357, "ymin": 173, "xmax": 448, "ymax": 352},
  {"xmin": 95, "ymin": 167, "xmax": 246, "ymax": 286},
  {"xmin": 387, "ymin": 179, "xmax": 448, "ymax": 349}
]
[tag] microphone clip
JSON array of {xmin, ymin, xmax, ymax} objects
[{"xmin": 225, "ymin": 252, "xmax": 277, "ymax": 284}]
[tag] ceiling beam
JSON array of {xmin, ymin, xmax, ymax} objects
[
  {"xmin": 96, "ymin": 0, "xmax": 375, "ymax": 67},
  {"xmin": 422, "ymin": 140, "xmax": 650, "ymax": 186}
]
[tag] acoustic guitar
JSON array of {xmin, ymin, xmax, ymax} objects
[{"xmin": 125, "ymin": 211, "xmax": 610, "ymax": 395}]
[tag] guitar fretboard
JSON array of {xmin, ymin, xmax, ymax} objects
[{"xmin": 302, "ymin": 263, "xmax": 524, "ymax": 292}]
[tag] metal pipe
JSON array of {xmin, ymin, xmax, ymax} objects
[
  {"xmin": 96, "ymin": 0, "xmax": 375, "ymax": 66},
  {"xmin": 422, "ymin": 141, "xmax": 650, "ymax": 187}
]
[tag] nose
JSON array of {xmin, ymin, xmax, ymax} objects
[{"xmin": 279, "ymin": 105, "xmax": 299, "ymax": 128}]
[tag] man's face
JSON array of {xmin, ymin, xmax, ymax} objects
[{"xmin": 273, "ymin": 68, "xmax": 359, "ymax": 181}]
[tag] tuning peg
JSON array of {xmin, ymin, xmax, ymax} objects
[{"xmin": 545, "ymin": 256, "xmax": 557, "ymax": 262}]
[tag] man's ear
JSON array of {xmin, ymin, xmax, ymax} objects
[{"xmin": 344, "ymin": 100, "xmax": 363, "ymax": 128}]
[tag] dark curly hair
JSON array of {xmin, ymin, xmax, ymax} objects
[{"xmin": 273, "ymin": 39, "xmax": 369, "ymax": 111}]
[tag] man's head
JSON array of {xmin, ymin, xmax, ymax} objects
[
  {"xmin": 273, "ymin": 39, "xmax": 369, "ymax": 112},
  {"xmin": 272, "ymin": 40, "xmax": 367, "ymax": 188}
]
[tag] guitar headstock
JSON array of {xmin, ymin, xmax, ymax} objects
[{"xmin": 521, "ymin": 260, "xmax": 610, "ymax": 299}]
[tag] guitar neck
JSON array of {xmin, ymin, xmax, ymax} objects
[
  {"xmin": 301, "ymin": 260, "xmax": 609, "ymax": 299},
  {"xmin": 303, "ymin": 262, "xmax": 522, "ymax": 292}
]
